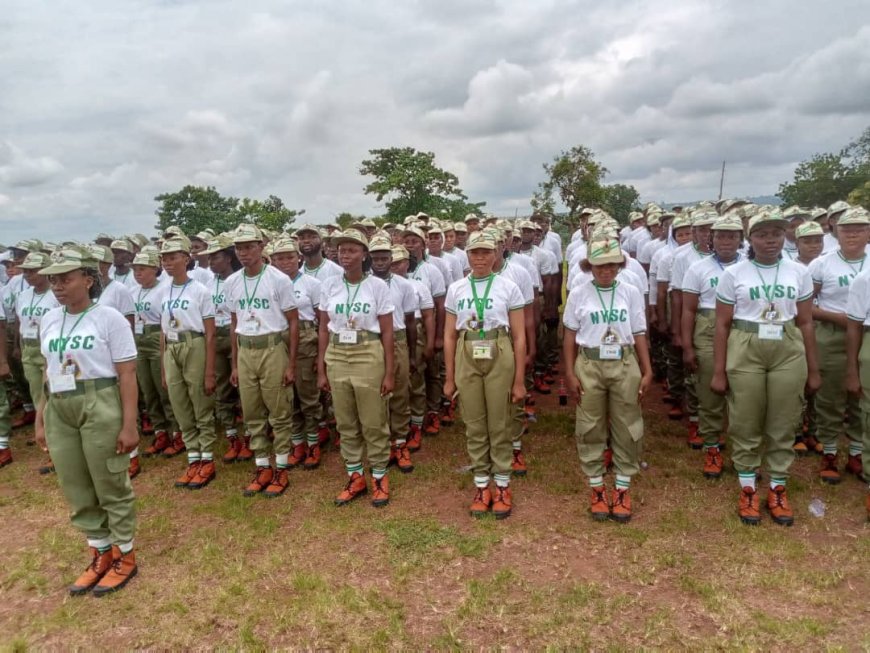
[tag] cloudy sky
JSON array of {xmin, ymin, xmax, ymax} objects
[{"xmin": 2, "ymin": 0, "xmax": 870, "ymax": 242}]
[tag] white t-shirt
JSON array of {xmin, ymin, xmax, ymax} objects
[
  {"xmin": 496, "ymin": 261, "xmax": 534, "ymax": 305},
  {"xmin": 154, "ymin": 280, "xmax": 214, "ymax": 334},
  {"xmin": 407, "ymin": 276, "xmax": 435, "ymax": 319},
  {"xmin": 98, "ymin": 279, "xmax": 135, "ymax": 317},
  {"xmin": 563, "ymin": 280, "xmax": 647, "ymax": 347},
  {"xmin": 716, "ymin": 258, "xmax": 813, "ymax": 322},
  {"xmin": 682, "ymin": 255, "xmax": 742, "ymax": 310},
  {"xmin": 507, "ymin": 253, "xmax": 542, "ymax": 291},
  {"xmin": 619, "ymin": 225, "xmax": 633, "ymax": 246},
  {"xmin": 287, "ymin": 272, "xmax": 322, "ymax": 323},
  {"xmin": 2, "ymin": 275, "xmax": 30, "ymax": 322},
  {"xmin": 822, "ymin": 232, "xmax": 838, "ymax": 255},
  {"xmin": 426, "ymin": 254, "xmax": 452, "ymax": 289},
  {"xmin": 224, "ymin": 265, "xmax": 298, "ymax": 336},
  {"xmin": 638, "ymin": 237, "xmax": 666, "ymax": 266},
  {"xmin": 445, "ymin": 274, "xmax": 525, "ymax": 332},
  {"xmin": 846, "ymin": 269, "xmax": 870, "ymax": 326},
  {"xmin": 15, "ymin": 288, "xmax": 60, "ymax": 339},
  {"xmin": 627, "ymin": 228, "xmax": 651, "ymax": 256},
  {"xmin": 303, "ymin": 257, "xmax": 343, "ymax": 281},
  {"xmin": 809, "ymin": 250, "xmax": 867, "ymax": 314},
  {"xmin": 383, "ymin": 274, "xmax": 418, "ymax": 330},
  {"xmin": 783, "ymin": 241, "xmax": 799, "ymax": 261},
  {"xmin": 670, "ymin": 245, "xmax": 713, "ymax": 292},
  {"xmin": 112, "ymin": 270, "xmax": 138, "ymax": 290},
  {"xmin": 434, "ymin": 251, "xmax": 464, "ymax": 285},
  {"xmin": 649, "ymin": 242, "xmax": 678, "ymax": 307},
  {"xmin": 41, "ymin": 304, "xmax": 137, "ymax": 380},
  {"xmin": 569, "ymin": 267, "xmax": 645, "ymax": 297},
  {"xmin": 189, "ymin": 265, "xmax": 214, "ymax": 286},
  {"xmin": 656, "ymin": 242, "xmax": 692, "ymax": 288},
  {"xmin": 210, "ymin": 276, "xmax": 232, "ymax": 328},
  {"xmin": 131, "ymin": 283, "xmax": 163, "ymax": 327},
  {"xmin": 445, "ymin": 247, "xmax": 470, "ymax": 273},
  {"xmin": 520, "ymin": 245, "xmax": 559, "ymax": 276},
  {"xmin": 410, "ymin": 259, "xmax": 447, "ymax": 299},
  {"xmin": 543, "ymin": 231, "xmax": 563, "ymax": 264},
  {"xmin": 320, "ymin": 274, "xmax": 394, "ymax": 334}
]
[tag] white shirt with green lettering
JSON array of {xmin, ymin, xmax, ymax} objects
[
  {"xmin": 15, "ymin": 288, "xmax": 60, "ymax": 339},
  {"xmin": 383, "ymin": 273, "xmax": 418, "ymax": 330},
  {"xmin": 563, "ymin": 280, "xmax": 646, "ymax": 347},
  {"xmin": 97, "ymin": 279, "xmax": 135, "ymax": 317},
  {"xmin": 411, "ymin": 258, "xmax": 447, "ymax": 298},
  {"xmin": 303, "ymin": 258, "xmax": 342, "ymax": 281},
  {"xmin": 2, "ymin": 275, "xmax": 30, "ymax": 322},
  {"xmin": 224, "ymin": 265, "xmax": 298, "ymax": 336},
  {"xmin": 153, "ymin": 280, "xmax": 215, "ymax": 334},
  {"xmin": 288, "ymin": 272, "xmax": 321, "ymax": 322},
  {"xmin": 320, "ymin": 274, "xmax": 394, "ymax": 334},
  {"xmin": 210, "ymin": 276, "xmax": 232, "ymax": 328},
  {"xmin": 131, "ymin": 283, "xmax": 163, "ymax": 326},
  {"xmin": 809, "ymin": 250, "xmax": 867, "ymax": 314},
  {"xmin": 716, "ymin": 258, "xmax": 813, "ymax": 322},
  {"xmin": 40, "ymin": 304, "xmax": 137, "ymax": 380},
  {"xmin": 846, "ymin": 268, "xmax": 870, "ymax": 326},
  {"xmin": 682, "ymin": 255, "xmax": 741, "ymax": 310},
  {"xmin": 445, "ymin": 274, "xmax": 524, "ymax": 332}
]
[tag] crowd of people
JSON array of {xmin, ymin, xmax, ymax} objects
[{"xmin": 1, "ymin": 198, "xmax": 868, "ymax": 597}]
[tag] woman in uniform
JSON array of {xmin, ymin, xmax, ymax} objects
[
  {"xmin": 133, "ymin": 250, "xmax": 181, "ymax": 462},
  {"xmin": 563, "ymin": 237, "xmax": 651, "ymax": 523},
  {"xmin": 443, "ymin": 231, "xmax": 527, "ymax": 520},
  {"xmin": 157, "ymin": 238, "xmax": 217, "ymax": 489},
  {"xmin": 33, "ymin": 246, "xmax": 139, "ymax": 596},
  {"xmin": 712, "ymin": 210, "xmax": 820, "ymax": 526},
  {"xmin": 681, "ymin": 215, "xmax": 743, "ymax": 478},
  {"xmin": 269, "ymin": 236, "xmax": 325, "ymax": 469},
  {"xmin": 317, "ymin": 229, "xmax": 395, "ymax": 507}
]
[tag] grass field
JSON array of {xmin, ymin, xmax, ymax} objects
[{"xmin": 1, "ymin": 386, "xmax": 868, "ymax": 650}]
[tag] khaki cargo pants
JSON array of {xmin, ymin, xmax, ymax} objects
[
  {"xmin": 135, "ymin": 326, "xmax": 177, "ymax": 433},
  {"xmin": 389, "ymin": 331, "xmax": 411, "ymax": 440},
  {"xmin": 814, "ymin": 322, "xmax": 861, "ymax": 449},
  {"xmin": 164, "ymin": 333, "xmax": 216, "ymax": 453},
  {"xmin": 291, "ymin": 323, "xmax": 322, "ymax": 439},
  {"xmin": 693, "ymin": 310, "xmax": 726, "ymax": 446}
]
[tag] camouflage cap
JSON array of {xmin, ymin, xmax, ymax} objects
[
  {"xmin": 369, "ymin": 237, "xmax": 393, "ymax": 253},
  {"xmin": 782, "ymin": 206, "xmax": 810, "ymax": 222},
  {"xmin": 827, "ymin": 200, "xmax": 851, "ymax": 220},
  {"xmin": 233, "ymin": 223, "xmax": 264, "ymax": 244},
  {"xmin": 132, "ymin": 251, "xmax": 160, "ymax": 267},
  {"xmin": 466, "ymin": 231, "xmax": 497, "ymax": 250},
  {"xmin": 586, "ymin": 238, "xmax": 625, "ymax": 265},
  {"xmin": 269, "ymin": 237, "xmax": 299, "ymax": 254},
  {"xmin": 110, "ymin": 238, "xmax": 134, "ymax": 253},
  {"xmin": 391, "ymin": 245, "xmax": 410, "ymax": 262},
  {"xmin": 40, "ymin": 247, "xmax": 100, "ymax": 275},
  {"xmin": 453, "ymin": 221, "xmax": 468, "ymax": 233},
  {"xmin": 18, "ymin": 251, "xmax": 52, "ymax": 270},
  {"xmin": 87, "ymin": 244, "xmax": 113, "ymax": 264},
  {"xmin": 161, "ymin": 238, "xmax": 191, "ymax": 254},
  {"xmin": 711, "ymin": 215, "xmax": 744, "ymax": 231},
  {"xmin": 163, "ymin": 225, "xmax": 185, "ymax": 239},
  {"xmin": 836, "ymin": 207, "xmax": 870, "ymax": 226},
  {"xmin": 748, "ymin": 209, "xmax": 787, "ymax": 234},
  {"xmin": 333, "ymin": 229, "xmax": 369, "ymax": 248},
  {"xmin": 795, "ymin": 222, "xmax": 824, "ymax": 238},
  {"xmin": 204, "ymin": 234, "xmax": 234, "ymax": 255}
]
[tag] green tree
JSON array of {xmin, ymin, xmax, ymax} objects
[
  {"xmin": 236, "ymin": 195, "xmax": 303, "ymax": 233},
  {"xmin": 540, "ymin": 145, "xmax": 608, "ymax": 228},
  {"xmin": 530, "ymin": 185, "xmax": 556, "ymax": 215},
  {"xmin": 602, "ymin": 183, "xmax": 641, "ymax": 225},
  {"xmin": 154, "ymin": 185, "xmax": 241, "ymax": 235},
  {"xmin": 360, "ymin": 147, "xmax": 484, "ymax": 222},
  {"xmin": 848, "ymin": 180, "xmax": 870, "ymax": 210}
]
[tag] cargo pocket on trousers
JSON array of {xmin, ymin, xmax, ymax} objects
[
  {"xmin": 575, "ymin": 411, "xmax": 602, "ymax": 444},
  {"xmin": 627, "ymin": 414, "xmax": 644, "ymax": 442},
  {"xmin": 106, "ymin": 454, "xmax": 130, "ymax": 475}
]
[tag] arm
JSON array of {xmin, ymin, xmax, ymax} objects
[
  {"xmin": 524, "ymin": 305, "xmax": 535, "ymax": 371},
  {"xmin": 434, "ymin": 296, "xmax": 446, "ymax": 350},
  {"xmin": 405, "ymin": 314, "xmax": 416, "ymax": 373},
  {"xmin": 0, "ymin": 321, "xmax": 9, "ymax": 378},
  {"xmin": 282, "ymin": 308, "xmax": 299, "ymax": 385},
  {"xmin": 796, "ymin": 299, "xmax": 821, "ymax": 394},
  {"xmin": 656, "ymin": 281, "xmax": 669, "ymax": 333},
  {"xmin": 422, "ymin": 308, "xmax": 435, "ymax": 361},
  {"xmin": 633, "ymin": 334, "xmax": 653, "ymax": 399},
  {"xmin": 846, "ymin": 318, "xmax": 863, "ymax": 396},
  {"xmin": 811, "ymin": 281, "xmax": 849, "ymax": 327},
  {"xmin": 230, "ymin": 313, "xmax": 239, "ymax": 387},
  {"xmin": 442, "ymin": 313, "xmax": 458, "ymax": 399},
  {"xmin": 203, "ymin": 317, "xmax": 216, "ymax": 395},
  {"xmin": 160, "ymin": 332, "xmax": 167, "ymax": 389},
  {"xmin": 378, "ymin": 313, "xmax": 395, "ymax": 396},
  {"xmin": 316, "ymin": 309, "xmax": 331, "ymax": 391},
  {"xmin": 508, "ymin": 308, "xmax": 526, "ymax": 403},
  {"xmin": 114, "ymin": 360, "xmax": 140, "ymax": 454},
  {"xmin": 563, "ymin": 328, "xmax": 581, "ymax": 399},
  {"xmin": 681, "ymin": 293, "xmax": 700, "ymax": 371},
  {"xmin": 669, "ymin": 289, "xmax": 683, "ymax": 347},
  {"xmin": 711, "ymin": 300, "xmax": 733, "ymax": 395}
]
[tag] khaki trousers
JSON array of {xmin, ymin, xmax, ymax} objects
[
  {"xmin": 238, "ymin": 333, "xmax": 294, "ymax": 457},
  {"xmin": 693, "ymin": 312, "xmax": 726, "ymax": 446},
  {"xmin": 814, "ymin": 322, "xmax": 861, "ymax": 448},
  {"xmin": 164, "ymin": 334, "xmax": 216, "ymax": 453},
  {"xmin": 409, "ymin": 322, "xmax": 427, "ymax": 419},
  {"xmin": 214, "ymin": 326, "xmax": 236, "ymax": 429},
  {"xmin": 857, "ymin": 331, "xmax": 870, "ymax": 480},
  {"xmin": 135, "ymin": 328, "xmax": 176, "ymax": 433},
  {"xmin": 389, "ymin": 332, "xmax": 411, "ymax": 440},
  {"xmin": 291, "ymin": 325, "xmax": 322, "ymax": 438},
  {"xmin": 21, "ymin": 340, "xmax": 46, "ymax": 406}
]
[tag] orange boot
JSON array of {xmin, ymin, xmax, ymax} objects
[
  {"xmin": 610, "ymin": 488, "xmax": 632, "ymax": 523},
  {"xmin": 92, "ymin": 546, "xmax": 138, "ymax": 596},
  {"xmin": 589, "ymin": 486, "xmax": 610, "ymax": 521},
  {"xmin": 395, "ymin": 443, "xmax": 413, "ymax": 473},
  {"xmin": 244, "ymin": 466, "xmax": 274, "ymax": 496},
  {"xmin": 702, "ymin": 447, "xmax": 723, "ymax": 479},
  {"xmin": 237, "ymin": 435, "xmax": 254, "ymax": 462},
  {"xmin": 819, "ymin": 454, "xmax": 841, "ymax": 484},
  {"xmin": 846, "ymin": 453, "xmax": 864, "ymax": 481},
  {"xmin": 335, "ymin": 472, "xmax": 367, "ymax": 506},
  {"xmin": 469, "ymin": 486, "xmax": 492, "ymax": 517},
  {"xmin": 687, "ymin": 422, "xmax": 703, "ymax": 449},
  {"xmin": 264, "ymin": 468, "xmax": 290, "ymax": 498},
  {"xmin": 511, "ymin": 449, "xmax": 527, "ymax": 476},
  {"xmin": 222, "ymin": 435, "xmax": 241, "ymax": 464},
  {"xmin": 128, "ymin": 454, "xmax": 141, "ymax": 480},
  {"xmin": 303, "ymin": 443, "xmax": 322, "ymax": 470},
  {"xmin": 371, "ymin": 475, "xmax": 389, "ymax": 507},
  {"xmin": 69, "ymin": 547, "xmax": 114, "ymax": 596},
  {"xmin": 144, "ymin": 431, "xmax": 170, "ymax": 457},
  {"xmin": 189, "ymin": 459, "xmax": 216, "ymax": 490},
  {"xmin": 407, "ymin": 425, "xmax": 422, "ymax": 452},
  {"xmin": 424, "ymin": 412, "xmax": 440, "ymax": 436},
  {"xmin": 0, "ymin": 447, "xmax": 13, "ymax": 468},
  {"xmin": 162, "ymin": 431, "xmax": 186, "ymax": 458},
  {"xmin": 287, "ymin": 441, "xmax": 308, "ymax": 467},
  {"xmin": 174, "ymin": 461, "xmax": 201, "ymax": 488},
  {"xmin": 738, "ymin": 486, "xmax": 761, "ymax": 525},
  {"xmin": 767, "ymin": 485, "xmax": 794, "ymax": 526},
  {"xmin": 12, "ymin": 409, "xmax": 36, "ymax": 429},
  {"xmin": 492, "ymin": 485, "xmax": 513, "ymax": 519}
]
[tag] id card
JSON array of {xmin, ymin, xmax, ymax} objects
[
  {"xmin": 599, "ymin": 344, "xmax": 622, "ymax": 360},
  {"xmin": 238, "ymin": 314, "xmax": 260, "ymax": 336},
  {"xmin": 166, "ymin": 329, "xmax": 180, "ymax": 343},
  {"xmin": 215, "ymin": 315, "xmax": 231, "ymax": 328},
  {"xmin": 48, "ymin": 373, "xmax": 76, "ymax": 393},
  {"xmin": 134, "ymin": 321, "xmax": 144, "ymax": 335},
  {"xmin": 22, "ymin": 321, "xmax": 38, "ymax": 339},
  {"xmin": 472, "ymin": 341, "xmax": 494, "ymax": 360},
  {"xmin": 758, "ymin": 323, "xmax": 783, "ymax": 340},
  {"xmin": 338, "ymin": 329, "xmax": 359, "ymax": 344}
]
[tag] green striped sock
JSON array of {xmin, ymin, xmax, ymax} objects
[
  {"xmin": 346, "ymin": 462, "xmax": 364, "ymax": 477},
  {"xmin": 615, "ymin": 475, "xmax": 631, "ymax": 490},
  {"xmin": 849, "ymin": 442, "xmax": 863, "ymax": 457},
  {"xmin": 306, "ymin": 433, "xmax": 319, "ymax": 446},
  {"xmin": 738, "ymin": 472, "xmax": 756, "ymax": 490}
]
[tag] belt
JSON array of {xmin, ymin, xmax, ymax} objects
[
  {"xmin": 697, "ymin": 308, "xmax": 715, "ymax": 318},
  {"xmin": 394, "ymin": 330, "xmax": 407, "ymax": 342},
  {"xmin": 48, "ymin": 377, "xmax": 117, "ymax": 399},
  {"xmin": 459, "ymin": 327, "xmax": 508, "ymax": 340},
  {"xmin": 299, "ymin": 320, "xmax": 317, "ymax": 331},
  {"xmin": 330, "ymin": 331, "xmax": 381, "ymax": 345},
  {"xmin": 166, "ymin": 331, "xmax": 204, "ymax": 344},
  {"xmin": 732, "ymin": 319, "xmax": 794, "ymax": 334},
  {"xmin": 581, "ymin": 345, "xmax": 636, "ymax": 361},
  {"xmin": 137, "ymin": 324, "xmax": 161, "ymax": 335},
  {"xmin": 238, "ymin": 332, "xmax": 286, "ymax": 350}
]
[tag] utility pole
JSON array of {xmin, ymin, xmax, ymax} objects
[{"xmin": 718, "ymin": 160, "xmax": 726, "ymax": 200}]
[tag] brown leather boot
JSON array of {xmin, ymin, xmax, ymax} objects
[
  {"xmin": 69, "ymin": 547, "xmax": 113, "ymax": 596},
  {"xmin": 702, "ymin": 447, "xmax": 723, "ymax": 479},
  {"xmin": 38, "ymin": 457, "xmax": 55, "ymax": 475},
  {"xmin": 441, "ymin": 399, "xmax": 456, "ymax": 426},
  {"xmin": 144, "ymin": 431, "xmax": 170, "ymax": 457},
  {"xmin": 406, "ymin": 425, "xmax": 422, "ymax": 452},
  {"xmin": 0, "ymin": 447, "xmax": 12, "ymax": 467},
  {"xmin": 264, "ymin": 468, "xmax": 290, "ymax": 498},
  {"xmin": 424, "ymin": 412, "xmax": 440, "ymax": 436},
  {"xmin": 371, "ymin": 475, "xmax": 389, "ymax": 507},
  {"xmin": 92, "ymin": 546, "xmax": 138, "ymax": 596},
  {"xmin": 140, "ymin": 413, "xmax": 154, "ymax": 436},
  {"xmin": 804, "ymin": 433, "xmax": 823, "ymax": 454},
  {"xmin": 12, "ymin": 410, "xmax": 36, "ymax": 429},
  {"xmin": 335, "ymin": 472, "xmax": 367, "ymax": 506},
  {"xmin": 469, "ymin": 486, "xmax": 492, "ymax": 517},
  {"xmin": 589, "ymin": 486, "xmax": 610, "ymax": 521},
  {"xmin": 303, "ymin": 443, "xmax": 322, "ymax": 470},
  {"xmin": 767, "ymin": 485, "xmax": 794, "ymax": 526},
  {"xmin": 222, "ymin": 436, "xmax": 241, "ymax": 464},
  {"xmin": 687, "ymin": 422, "xmax": 703, "ymax": 449},
  {"xmin": 610, "ymin": 488, "xmax": 632, "ymax": 523},
  {"xmin": 174, "ymin": 461, "xmax": 201, "ymax": 488},
  {"xmin": 738, "ymin": 487, "xmax": 761, "ymax": 525},
  {"xmin": 492, "ymin": 485, "xmax": 512, "ymax": 519},
  {"xmin": 819, "ymin": 453, "xmax": 841, "ymax": 484},
  {"xmin": 128, "ymin": 455, "xmax": 141, "ymax": 480},
  {"xmin": 189, "ymin": 460, "xmax": 216, "ymax": 490},
  {"xmin": 511, "ymin": 449, "xmax": 527, "ymax": 476},
  {"xmin": 846, "ymin": 453, "xmax": 864, "ymax": 480},
  {"xmin": 317, "ymin": 424, "xmax": 331, "ymax": 447},
  {"xmin": 395, "ymin": 443, "xmax": 413, "ymax": 474},
  {"xmin": 237, "ymin": 435, "xmax": 254, "ymax": 462},
  {"xmin": 162, "ymin": 432, "xmax": 186, "ymax": 458},
  {"xmin": 287, "ymin": 442, "xmax": 308, "ymax": 467},
  {"xmin": 243, "ymin": 466, "xmax": 274, "ymax": 496},
  {"xmin": 792, "ymin": 438, "xmax": 809, "ymax": 456}
]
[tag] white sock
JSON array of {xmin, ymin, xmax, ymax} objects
[
  {"xmin": 275, "ymin": 453, "xmax": 289, "ymax": 468},
  {"xmin": 201, "ymin": 452, "xmax": 213, "ymax": 461},
  {"xmin": 255, "ymin": 457, "xmax": 270, "ymax": 468},
  {"xmin": 23, "ymin": 403, "xmax": 34, "ymax": 412},
  {"xmin": 849, "ymin": 442, "xmax": 863, "ymax": 457},
  {"xmin": 615, "ymin": 474, "xmax": 631, "ymax": 490},
  {"xmin": 0, "ymin": 435, "xmax": 11, "ymax": 449},
  {"xmin": 87, "ymin": 537, "xmax": 112, "ymax": 551},
  {"xmin": 474, "ymin": 474, "xmax": 490, "ymax": 488},
  {"xmin": 226, "ymin": 428, "xmax": 238, "ymax": 438},
  {"xmin": 589, "ymin": 475, "xmax": 604, "ymax": 487},
  {"xmin": 738, "ymin": 472, "xmax": 756, "ymax": 491},
  {"xmin": 512, "ymin": 440, "xmax": 522, "ymax": 450},
  {"xmin": 129, "ymin": 447, "xmax": 138, "ymax": 458},
  {"xmin": 494, "ymin": 473, "xmax": 511, "ymax": 488},
  {"xmin": 188, "ymin": 452, "xmax": 201, "ymax": 464},
  {"xmin": 117, "ymin": 541, "xmax": 133, "ymax": 554},
  {"xmin": 770, "ymin": 477, "xmax": 786, "ymax": 491}
]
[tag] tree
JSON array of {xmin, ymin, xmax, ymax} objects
[
  {"xmin": 848, "ymin": 180, "xmax": 870, "ymax": 210},
  {"xmin": 236, "ymin": 195, "xmax": 303, "ymax": 233},
  {"xmin": 778, "ymin": 127, "xmax": 870, "ymax": 207},
  {"xmin": 530, "ymin": 185, "xmax": 556, "ymax": 215},
  {"xmin": 154, "ymin": 185, "xmax": 241, "ymax": 235},
  {"xmin": 360, "ymin": 147, "xmax": 484, "ymax": 221},
  {"xmin": 540, "ymin": 146, "xmax": 608, "ymax": 227},
  {"xmin": 602, "ymin": 183, "xmax": 641, "ymax": 225}
]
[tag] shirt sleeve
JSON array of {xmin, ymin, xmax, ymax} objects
[
  {"xmin": 401, "ymin": 282, "xmax": 417, "ymax": 315},
  {"xmin": 682, "ymin": 262, "xmax": 703, "ymax": 294},
  {"xmin": 506, "ymin": 279, "xmax": 525, "ymax": 310},
  {"xmin": 106, "ymin": 309, "xmax": 138, "ymax": 362},
  {"xmin": 275, "ymin": 272, "xmax": 298, "ymax": 312},
  {"xmin": 197, "ymin": 284, "xmax": 215, "ymax": 319},
  {"xmin": 716, "ymin": 267, "xmax": 737, "ymax": 305},
  {"xmin": 808, "ymin": 257, "xmax": 823, "ymax": 285},
  {"xmin": 417, "ymin": 281, "xmax": 435, "ymax": 310},
  {"xmin": 374, "ymin": 279, "xmax": 395, "ymax": 317},
  {"xmin": 627, "ymin": 285, "xmax": 647, "ymax": 334},
  {"xmin": 309, "ymin": 277, "xmax": 322, "ymax": 309},
  {"xmin": 847, "ymin": 273, "xmax": 869, "ymax": 322},
  {"xmin": 429, "ymin": 265, "xmax": 446, "ymax": 298},
  {"xmin": 114, "ymin": 285, "xmax": 135, "ymax": 316},
  {"xmin": 797, "ymin": 265, "xmax": 814, "ymax": 301},
  {"xmin": 562, "ymin": 289, "xmax": 582, "ymax": 332},
  {"xmin": 444, "ymin": 281, "xmax": 458, "ymax": 315}
]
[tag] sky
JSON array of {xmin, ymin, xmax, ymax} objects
[{"xmin": 2, "ymin": 0, "xmax": 870, "ymax": 242}]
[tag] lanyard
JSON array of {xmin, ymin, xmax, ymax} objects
[
  {"xmin": 137, "ymin": 285, "xmax": 154, "ymax": 308},
  {"xmin": 243, "ymin": 265, "xmax": 266, "ymax": 310},
  {"xmin": 26, "ymin": 290, "xmax": 48, "ymax": 318},
  {"xmin": 713, "ymin": 253, "xmax": 740, "ymax": 271},
  {"xmin": 838, "ymin": 251, "xmax": 866, "ymax": 277},
  {"xmin": 58, "ymin": 304, "xmax": 95, "ymax": 363},
  {"xmin": 168, "ymin": 281, "xmax": 190, "ymax": 319},
  {"xmin": 751, "ymin": 261, "xmax": 781, "ymax": 304},
  {"xmin": 594, "ymin": 282, "xmax": 618, "ymax": 323},
  {"xmin": 469, "ymin": 274, "xmax": 495, "ymax": 339},
  {"xmin": 343, "ymin": 277, "xmax": 363, "ymax": 323}
]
